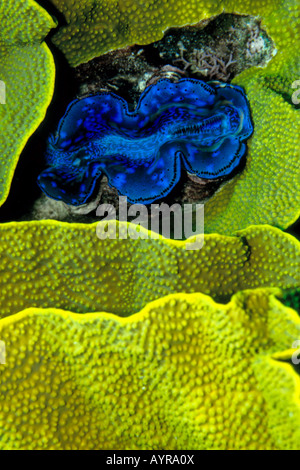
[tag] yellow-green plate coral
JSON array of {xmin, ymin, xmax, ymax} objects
[
  {"xmin": 0, "ymin": 0, "xmax": 56, "ymax": 208},
  {"xmin": 1, "ymin": 289, "xmax": 300, "ymax": 449},
  {"xmin": 0, "ymin": 222, "xmax": 298, "ymax": 319},
  {"xmin": 47, "ymin": 0, "xmax": 298, "ymax": 69}
]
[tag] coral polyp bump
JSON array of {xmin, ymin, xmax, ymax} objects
[{"xmin": 37, "ymin": 79, "xmax": 253, "ymax": 205}]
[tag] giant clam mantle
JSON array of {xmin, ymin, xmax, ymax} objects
[{"xmin": 38, "ymin": 78, "xmax": 253, "ymax": 205}]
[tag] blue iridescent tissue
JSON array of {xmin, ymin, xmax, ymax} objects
[{"xmin": 37, "ymin": 78, "xmax": 253, "ymax": 205}]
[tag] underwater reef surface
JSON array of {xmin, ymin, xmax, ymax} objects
[
  {"xmin": 0, "ymin": 0, "xmax": 299, "ymax": 451},
  {"xmin": 0, "ymin": 1, "xmax": 299, "ymax": 233},
  {"xmin": 46, "ymin": 0, "xmax": 300, "ymax": 232},
  {"xmin": 46, "ymin": 0, "xmax": 298, "ymax": 69}
]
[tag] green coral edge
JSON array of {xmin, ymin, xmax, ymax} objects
[{"xmin": 0, "ymin": 43, "xmax": 55, "ymax": 208}]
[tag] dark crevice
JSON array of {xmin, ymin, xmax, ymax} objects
[
  {"xmin": 285, "ymin": 217, "xmax": 300, "ymax": 241},
  {"xmin": 274, "ymin": 358, "xmax": 300, "ymax": 377},
  {"xmin": 265, "ymin": 85, "xmax": 299, "ymax": 108},
  {"xmin": 279, "ymin": 288, "xmax": 300, "ymax": 316},
  {"xmin": 35, "ymin": 0, "xmax": 68, "ymax": 31},
  {"xmin": 239, "ymin": 235, "xmax": 252, "ymax": 264}
]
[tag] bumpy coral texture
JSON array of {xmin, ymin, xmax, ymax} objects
[
  {"xmin": 0, "ymin": 222, "xmax": 299, "ymax": 319},
  {"xmin": 47, "ymin": 0, "xmax": 298, "ymax": 69},
  {"xmin": 0, "ymin": 0, "xmax": 56, "ymax": 208},
  {"xmin": 205, "ymin": 73, "xmax": 300, "ymax": 233},
  {"xmin": 48, "ymin": 0, "xmax": 224, "ymax": 67},
  {"xmin": 45, "ymin": 0, "xmax": 299, "ymax": 234},
  {"xmin": 207, "ymin": 0, "xmax": 299, "ymax": 233},
  {"xmin": 38, "ymin": 79, "xmax": 253, "ymax": 205},
  {"xmin": 1, "ymin": 289, "xmax": 300, "ymax": 450}
]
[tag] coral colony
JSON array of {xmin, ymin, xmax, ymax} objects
[
  {"xmin": 1, "ymin": 0, "xmax": 299, "ymax": 451},
  {"xmin": 37, "ymin": 78, "xmax": 253, "ymax": 205}
]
